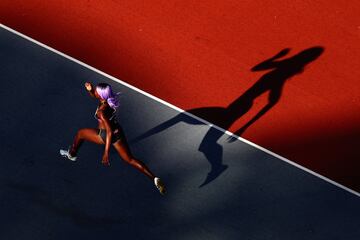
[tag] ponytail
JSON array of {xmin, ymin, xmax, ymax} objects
[{"xmin": 96, "ymin": 83, "xmax": 121, "ymax": 110}]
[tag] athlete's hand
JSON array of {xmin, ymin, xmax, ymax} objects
[
  {"xmin": 102, "ymin": 153, "xmax": 110, "ymax": 166},
  {"xmin": 85, "ymin": 82, "xmax": 93, "ymax": 91}
]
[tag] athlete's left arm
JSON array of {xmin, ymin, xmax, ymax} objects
[{"xmin": 98, "ymin": 111, "xmax": 113, "ymax": 166}]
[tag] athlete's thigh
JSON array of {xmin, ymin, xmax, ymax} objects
[
  {"xmin": 112, "ymin": 139, "xmax": 133, "ymax": 161},
  {"xmin": 79, "ymin": 128, "xmax": 104, "ymax": 145}
]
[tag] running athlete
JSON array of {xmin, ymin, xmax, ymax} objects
[{"xmin": 60, "ymin": 82, "xmax": 166, "ymax": 195}]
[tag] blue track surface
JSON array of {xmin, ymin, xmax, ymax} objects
[{"xmin": 0, "ymin": 27, "xmax": 359, "ymax": 240}]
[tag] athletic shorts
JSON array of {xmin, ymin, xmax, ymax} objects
[{"xmin": 98, "ymin": 128, "xmax": 123, "ymax": 144}]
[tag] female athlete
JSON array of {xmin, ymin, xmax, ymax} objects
[{"xmin": 60, "ymin": 82, "xmax": 166, "ymax": 195}]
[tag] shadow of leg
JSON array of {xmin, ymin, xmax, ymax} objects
[{"xmin": 198, "ymin": 127, "xmax": 228, "ymax": 187}]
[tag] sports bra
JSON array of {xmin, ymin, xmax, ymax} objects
[{"xmin": 94, "ymin": 102, "xmax": 117, "ymax": 122}]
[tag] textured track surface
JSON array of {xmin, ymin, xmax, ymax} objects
[
  {"xmin": 0, "ymin": 1, "xmax": 359, "ymax": 191},
  {"xmin": 0, "ymin": 25, "xmax": 359, "ymax": 240}
]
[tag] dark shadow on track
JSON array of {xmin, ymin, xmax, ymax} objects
[
  {"xmin": 2, "ymin": 27, "xmax": 359, "ymax": 239},
  {"xmin": 132, "ymin": 47, "xmax": 324, "ymax": 187}
]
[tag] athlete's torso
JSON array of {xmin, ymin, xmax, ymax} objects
[{"xmin": 94, "ymin": 102, "xmax": 120, "ymax": 130}]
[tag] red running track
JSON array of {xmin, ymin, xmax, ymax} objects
[{"xmin": 0, "ymin": 0, "xmax": 359, "ymax": 191}]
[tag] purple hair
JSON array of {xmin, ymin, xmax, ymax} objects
[{"xmin": 95, "ymin": 83, "xmax": 120, "ymax": 110}]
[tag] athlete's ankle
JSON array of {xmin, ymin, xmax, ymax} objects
[{"xmin": 69, "ymin": 147, "xmax": 77, "ymax": 157}]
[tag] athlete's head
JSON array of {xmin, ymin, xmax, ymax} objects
[{"xmin": 95, "ymin": 83, "xmax": 120, "ymax": 110}]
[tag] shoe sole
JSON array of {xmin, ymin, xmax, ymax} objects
[{"xmin": 60, "ymin": 150, "xmax": 77, "ymax": 161}]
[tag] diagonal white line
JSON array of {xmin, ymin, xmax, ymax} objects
[{"xmin": 1, "ymin": 23, "xmax": 359, "ymax": 198}]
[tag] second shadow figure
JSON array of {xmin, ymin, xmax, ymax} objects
[{"xmin": 132, "ymin": 47, "xmax": 324, "ymax": 187}]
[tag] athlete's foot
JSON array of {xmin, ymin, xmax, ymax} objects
[
  {"xmin": 60, "ymin": 148, "xmax": 77, "ymax": 161},
  {"xmin": 154, "ymin": 177, "xmax": 166, "ymax": 195}
]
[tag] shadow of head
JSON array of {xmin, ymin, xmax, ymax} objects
[
  {"xmin": 251, "ymin": 46, "xmax": 325, "ymax": 74},
  {"xmin": 292, "ymin": 46, "xmax": 324, "ymax": 65}
]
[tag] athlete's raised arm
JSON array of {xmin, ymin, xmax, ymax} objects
[{"xmin": 85, "ymin": 82, "xmax": 96, "ymax": 98}]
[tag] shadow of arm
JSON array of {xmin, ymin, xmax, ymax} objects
[
  {"xmin": 130, "ymin": 114, "xmax": 186, "ymax": 143},
  {"xmin": 251, "ymin": 48, "xmax": 290, "ymax": 72}
]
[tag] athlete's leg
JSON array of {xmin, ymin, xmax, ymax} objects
[
  {"xmin": 112, "ymin": 138, "xmax": 155, "ymax": 180},
  {"xmin": 69, "ymin": 128, "xmax": 104, "ymax": 156}
]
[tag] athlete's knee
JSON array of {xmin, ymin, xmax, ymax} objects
[
  {"xmin": 127, "ymin": 157, "xmax": 142, "ymax": 167},
  {"xmin": 121, "ymin": 154, "xmax": 133, "ymax": 163}
]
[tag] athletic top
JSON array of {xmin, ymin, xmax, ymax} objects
[{"xmin": 94, "ymin": 102, "xmax": 120, "ymax": 130}]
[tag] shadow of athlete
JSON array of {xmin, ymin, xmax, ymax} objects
[{"xmin": 132, "ymin": 47, "xmax": 324, "ymax": 187}]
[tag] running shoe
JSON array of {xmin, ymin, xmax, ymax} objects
[
  {"xmin": 154, "ymin": 177, "xmax": 166, "ymax": 195},
  {"xmin": 60, "ymin": 148, "xmax": 77, "ymax": 161}
]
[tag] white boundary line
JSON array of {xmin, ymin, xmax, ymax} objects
[{"xmin": 1, "ymin": 23, "xmax": 359, "ymax": 198}]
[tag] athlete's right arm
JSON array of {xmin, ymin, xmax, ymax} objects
[
  {"xmin": 85, "ymin": 82, "xmax": 96, "ymax": 98},
  {"xmin": 98, "ymin": 110, "xmax": 112, "ymax": 167}
]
